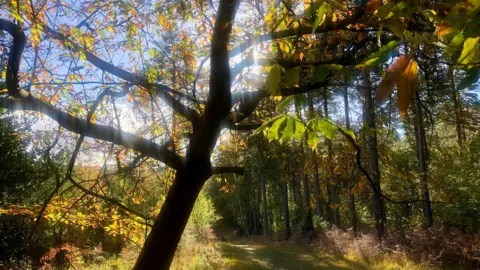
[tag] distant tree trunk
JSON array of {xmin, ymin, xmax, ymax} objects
[
  {"xmin": 414, "ymin": 92, "xmax": 434, "ymax": 228},
  {"xmin": 302, "ymin": 174, "xmax": 314, "ymax": 232},
  {"xmin": 324, "ymin": 92, "xmax": 340, "ymax": 227},
  {"xmin": 343, "ymin": 82, "xmax": 357, "ymax": 235},
  {"xmin": 362, "ymin": 71, "xmax": 386, "ymax": 240},
  {"xmin": 449, "ymin": 67, "xmax": 464, "ymax": 148},
  {"xmin": 280, "ymin": 180, "xmax": 291, "ymax": 240},
  {"xmin": 261, "ymin": 175, "xmax": 269, "ymax": 236},
  {"xmin": 252, "ymin": 186, "xmax": 260, "ymax": 235},
  {"xmin": 307, "ymin": 94, "xmax": 324, "ymax": 219}
]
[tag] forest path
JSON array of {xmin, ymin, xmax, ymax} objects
[{"xmin": 219, "ymin": 241, "xmax": 368, "ymax": 270}]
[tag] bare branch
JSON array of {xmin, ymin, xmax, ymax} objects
[
  {"xmin": 0, "ymin": 95, "xmax": 183, "ymax": 169},
  {"xmin": 42, "ymin": 24, "xmax": 201, "ymax": 124},
  {"xmin": 211, "ymin": 166, "xmax": 244, "ymax": 175}
]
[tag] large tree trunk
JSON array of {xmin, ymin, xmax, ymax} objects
[
  {"xmin": 135, "ymin": 2, "xmax": 240, "ymax": 268},
  {"xmin": 343, "ymin": 82, "xmax": 357, "ymax": 235},
  {"xmin": 414, "ymin": 92, "xmax": 434, "ymax": 228},
  {"xmin": 280, "ymin": 180, "xmax": 291, "ymax": 240},
  {"xmin": 261, "ymin": 175, "xmax": 269, "ymax": 236},
  {"xmin": 362, "ymin": 71, "xmax": 386, "ymax": 240},
  {"xmin": 134, "ymin": 159, "xmax": 210, "ymax": 269},
  {"xmin": 324, "ymin": 93, "xmax": 341, "ymax": 227}
]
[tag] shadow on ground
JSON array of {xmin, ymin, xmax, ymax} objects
[{"xmin": 219, "ymin": 242, "xmax": 368, "ymax": 270}]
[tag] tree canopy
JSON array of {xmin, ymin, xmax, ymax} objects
[{"xmin": 1, "ymin": 0, "xmax": 480, "ymax": 269}]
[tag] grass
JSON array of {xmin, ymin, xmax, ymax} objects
[
  {"xmin": 80, "ymin": 239, "xmax": 433, "ymax": 270},
  {"xmin": 219, "ymin": 240, "xmax": 431, "ymax": 270}
]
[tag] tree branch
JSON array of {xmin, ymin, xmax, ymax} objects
[
  {"xmin": 42, "ymin": 24, "xmax": 201, "ymax": 125},
  {"xmin": 211, "ymin": 166, "xmax": 244, "ymax": 175},
  {"xmin": 0, "ymin": 18, "xmax": 27, "ymax": 98},
  {"xmin": 0, "ymin": 95, "xmax": 183, "ymax": 169},
  {"xmin": 229, "ymin": 7, "xmax": 365, "ymax": 59}
]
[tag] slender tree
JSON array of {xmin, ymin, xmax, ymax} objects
[{"xmin": 362, "ymin": 71, "xmax": 386, "ymax": 239}]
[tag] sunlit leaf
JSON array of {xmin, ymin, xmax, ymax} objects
[
  {"xmin": 458, "ymin": 37, "xmax": 480, "ymax": 64},
  {"xmin": 276, "ymin": 96, "xmax": 294, "ymax": 111},
  {"xmin": 341, "ymin": 127, "xmax": 356, "ymax": 141},
  {"xmin": 396, "ymin": 58, "xmax": 418, "ymax": 118},
  {"xmin": 280, "ymin": 117, "xmax": 295, "ymax": 143},
  {"xmin": 376, "ymin": 54, "xmax": 412, "ymax": 105},
  {"xmin": 266, "ymin": 64, "xmax": 282, "ymax": 94},
  {"xmin": 312, "ymin": 2, "xmax": 328, "ymax": 33},
  {"xmin": 267, "ymin": 116, "xmax": 287, "ymax": 142},
  {"xmin": 307, "ymin": 131, "xmax": 319, "ymax": 150},
  {"xmin": 310, "ymin": 118, "xmax": 337, "ymax": 139}
]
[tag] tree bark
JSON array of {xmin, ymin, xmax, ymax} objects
[
  {"xmin": 449, "ymin": 67, "xmax": 464, "ymax": 148},
  {"xmin": 362, "ymin": 71, "xmax": 385, "ymax": 240},
  {"xmin": 134, "ymin": 158, "xmax": 210, "ymax": 269},
  {"xmin": 343, "ymin": 84, "xmax": 357, "ymax": 235},
  {"xmin": 307, "ymin": 94, "xmax": 324, "ymax": 219},
  {"xmin": 280, "ymin": 180, "xmax": 291, "ymax": 240},
  {"xmin": 414, "ymin": 92, "xmax": 434, "ymax": 228},
  {"xmin": 261, "ymin": 175, "xmax": 269, "ymax": 236},
  {"xmin": 302, "ymin": 174, "xmax": 314, "ymax": 232},
  {"xmin": 253, "ymin": 186, "xmax": 260, "ymax": 235},
  {"xmin": 135, "ymin": 2, "xmax": 240, "ymax": 268},
  {"xmin": 324, "ymin": 92, "xmax": 340, "ymax": 227}
]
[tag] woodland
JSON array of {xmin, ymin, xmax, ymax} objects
[{"xmin": 0, "ymin": 0, "xmax": 480, "ymax": 269}]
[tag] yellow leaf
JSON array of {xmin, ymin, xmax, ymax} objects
[
  {"xmin": 396, "ymin": 59, "xmax": 418, "ymax": 118},
  {"xmin": 459, "ymin": 37, "xmax": 480, "ymax": 64},
  {"xmin": 376, "ymin": 54, "xmax": 411, "ymax": 105}
]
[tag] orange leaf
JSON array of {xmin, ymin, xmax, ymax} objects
[
  {"xmin": 365, "ymin": 0, "xmax": 382, "ymax": 14},
  {"xmin": 436, "ymin": 23, "xmax": 453, "ymax": 39},
  {"xmin": 396, "ymin": 59, "xmax": 418, "ymax": 118},
  {"xmin": 376, "ymin": 54, "xmax": 412, "ymax": 105}
]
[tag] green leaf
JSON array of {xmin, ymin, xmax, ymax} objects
[
  {"xmin": 279, "ymin": 117, "xmax": 295, "ymax": 143},
  {"xmin": 267, "ymin": 116, "xmax": 287, "ymax": 142},
  {"xmin": 374, "ymin": 1, "xmax": 395, "ymax": 19},
  {"xmin": 306, "ymin": 131, "xmax": 319, "ymax": 150},
  {"xmin": 253, "ymin": 114, "xmax": 284, "ymax": 135},
  {"xmin": 276, "ymin": 96, "xmax": 294, "ymax": 112},
  {"xmin": 284, "ymin": 67, "xmax": 301, "ymax": 87},
  {"xmin": 310, "ymin": 65, "xmax": 329, "ymax": 84},
  {"xmin": 458, "ymin": 68, "xmax": 480, "ymax": 90},
  {"xmin": 292, "ymin": 118, "xmax": 306, "ymax": 140},
  {"xmin": 459, "ymin": 37, "xmax": 480, "ymax": 64},
  {"xmin": 266, "ymin": 64, "xmax": 282, "ymax": 94},
  {"xmin": 341, "ymin": 127, "xmax": 356, "ymax": 141},
  {"xmin": 464, "ymin": 16, "xmax": 480, "ymax": 38},
  {"xmin": 326, "ymin": 64, "xmax": 343, "ymax": 72},
  {"xmin": 310, "ymin": 118, "xmax": 337, "ymax": 139},
  {"xmin": 294, "ymin": 94, "xmax": 306, "ymax": 108},
  {"xmin": 312, "ymin": 2, "xmax": 328, "ymax": 33},
  {"xmin": 356, "ymin": 41, "xmax": 399, "ymax": 68}
]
